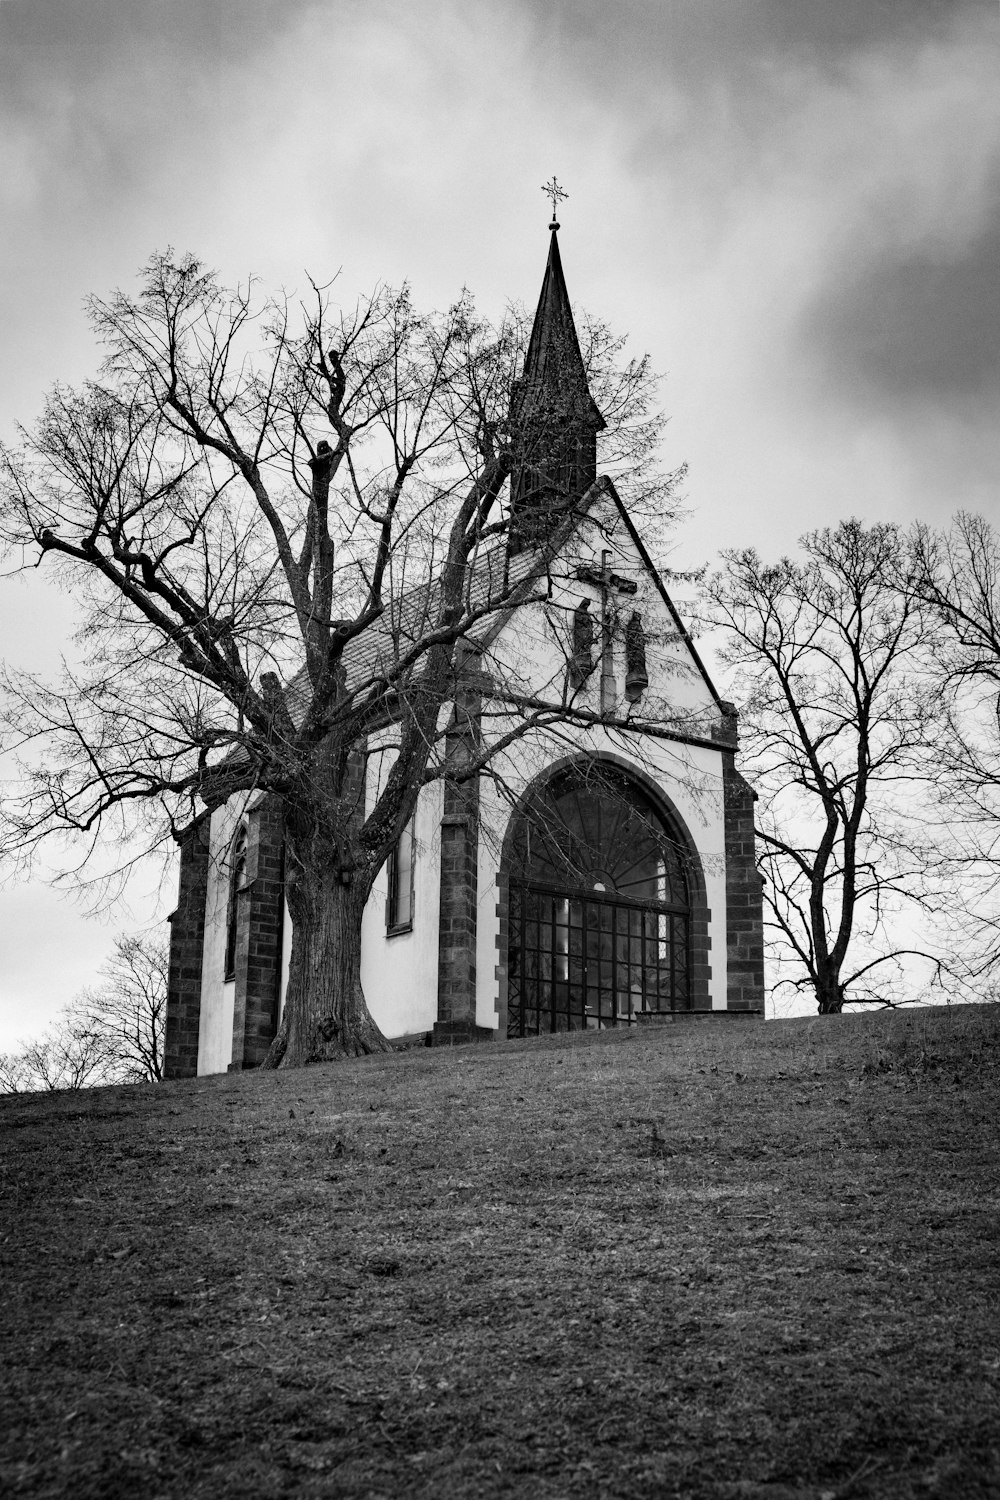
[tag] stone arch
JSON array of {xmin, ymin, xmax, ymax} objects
[{"xmin": 495, "ymin": 751, "xmax": 712, "ymax": 1036}]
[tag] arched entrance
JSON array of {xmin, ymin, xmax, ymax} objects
[{"xmin": 505, "ymin": 762, "xmax": 694, "ymax": 1037}]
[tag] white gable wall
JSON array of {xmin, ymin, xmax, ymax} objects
[
  {"xmin": 472, "ymin": 488, "xmax": 731, "ymax": 1022},
  {"xmin": 483, "ymin": 491, "xmax": 719, "ymax": 734}
]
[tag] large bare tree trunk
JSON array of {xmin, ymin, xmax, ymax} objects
[
  {"xmin": 815, "ymin": 972, "xmax": 845, "ymax": 1014},
  {"xmin": 264, "ymin": 852, "xmax": 389, "ymax": 1067}
]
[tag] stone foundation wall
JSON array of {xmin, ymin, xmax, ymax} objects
[
  {"xmin": 230, "ymin": 794, "xmax": 286, "ymax": 1069},
  {"xmin": 433, "ymin": 683, "xmax": 483, "ymax": 1045},
  {"xmin": 722, "ymin": 756, "xmax": 765, "ymax": 1012}
]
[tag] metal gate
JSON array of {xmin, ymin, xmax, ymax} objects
[{"xmin": 508, "ymin": 882, "xmax": 690, "ymax": 1036}]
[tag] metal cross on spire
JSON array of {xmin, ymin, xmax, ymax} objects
[{"xmin": 541, "ymin": 175, "xmax": 568, "ymax": 228}]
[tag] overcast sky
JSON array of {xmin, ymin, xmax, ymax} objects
[{"xmin": 1, "ymin": 0, "xmax": 998, "ymax": 1046}]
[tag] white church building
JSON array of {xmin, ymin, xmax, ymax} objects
[{"xmin": 164, "ymin": 226, "xmax": 764, "ymax": 1077}]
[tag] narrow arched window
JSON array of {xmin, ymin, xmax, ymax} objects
[
  {"xmin": 385, "ymin": 818, "xmax": 415, "ymax": 935},
  {"xmin": 224, "ymin": 824, "xmax": 248, "ymax": 979}
]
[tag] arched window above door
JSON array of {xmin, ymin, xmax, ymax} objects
[{"xmin": 512, "ymin": 764, "xmax": 689, "ymax": 908}]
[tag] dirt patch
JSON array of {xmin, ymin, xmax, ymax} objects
[{"xmin": 2, "ymin": 1005, "xmax": 999, "ymax": 1498}]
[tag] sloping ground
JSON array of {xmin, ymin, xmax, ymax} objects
[{"xmin": 1, "ymin": 1005, "xmax": 998, "ymax": 1500}]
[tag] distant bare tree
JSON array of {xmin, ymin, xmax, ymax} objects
[
  {"xmin": 0, "ymin": 251, "xmax": 680, "ymax": 1066},
  {"xmin": 0, "ymin": 1050, "xmax": 33, "ymax": 1095},
  {"xmin": 6, "ymin": 1015, "xmax": 109, "ymax": 1093},
  {"xmin": 75, "ymin": 933, "xmax": 168, "ymax": 1083},
  {"xmin": 0, "ymin": 932, "xmax": 167, "ymax": 1094},
  {"xmin": 911, "ymin": 513, "xmax": 1000, "ymax": 970},
  {"xmin": 707, "ymin": 520, "xmax": 941, "ymax": 1013}
]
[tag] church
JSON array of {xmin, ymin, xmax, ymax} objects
[{"xmin": 163, "ymin": 220, "xmax": 765, "ymax": 1077}]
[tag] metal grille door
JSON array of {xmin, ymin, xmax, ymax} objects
[{"xmin": 508, "ymin": 884, "xmax": 689, "ymax": 1037}]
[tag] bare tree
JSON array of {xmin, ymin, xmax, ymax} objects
[
  {"xmin": 0, "ymin": 933, "xmax": 166, "ymax": 1094},
  {"xmin": 74, "ymin": 932, "xmax": 168, "ymax": 1082},
  {"xmin": 706, "ymin": 520, "xmax": 941, "ymax": 1013},
  {"xmin": 911, "ymin": 512, "xmax": 1000, "ymax": 970},
  {"xmin": 0, "ymin": 1050, "xmax": 33, "ymax": 1095},
  {"xmin": 0, "ymin": 252, "xmax": 680, "ymax": 1066},
  {"xmin": 2, "ymin": 1014, "xmax": 110, "ymax": 1093}
]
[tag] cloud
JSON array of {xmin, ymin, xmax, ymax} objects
[
  {"xmin": 0, "ymin": 0, "xmax": 318, "ymax": 51},
  {"xmin": 505, "ymin": 0, "xmax": 985, "ymax": 91},
  {"xmin": 806, "ymin": 210, "xmax": 1000, "ymax": 401},
  {"xmin": 0, "ymin": 0, "xmax": 321, "ymax": 205},
  {"xmin": 758, "ymin": 0, "xmax": 981, "ymax": 57},
  {"xmin": 767, "ymin": 15, "xmax": 1000, "ymax": 422}
]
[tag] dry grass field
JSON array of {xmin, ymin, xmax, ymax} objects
[{"xmin": 1, "ymin": 1004, "xmax": 999, "ymax": 1499}]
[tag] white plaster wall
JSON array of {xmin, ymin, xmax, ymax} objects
[
  {"xmin": 361, "ymin": 777, "xmax": 443, "ymax": 1037},
  {"xmin": 196, "ymin": 797, "xmax": 249, "ymax": 1074},
  {"xmin": 483, "ymin": 490, "xmax": 720, "ymax": 735},
  {"xmin": 277, "ymin": 896, "xmax": 293, "ymax": 1025},
  {"xmin": 271, "ymin": 760, "xmax": 443, "ymax": 1041}
]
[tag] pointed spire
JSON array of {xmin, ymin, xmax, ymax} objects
[
  {"xmin": 508, "ymin": 219, "xmax": 605, "ymax": 551},
  {"xmin": 518, "ymin": 225, "xmax": 606, "ymax": 433}
]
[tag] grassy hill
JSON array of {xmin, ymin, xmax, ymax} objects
[{"xmin": 2, "ymin": 1004, "xmax": 999, "ymax": 1499}]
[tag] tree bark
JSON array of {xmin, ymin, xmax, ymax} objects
[
  {"xmin": 264, "ymin": 852, "xmax": 389, "ymax": 1067},
  {"xmin": 815, "ymin": 972, "xmax": 845, "ymax": 1014}
]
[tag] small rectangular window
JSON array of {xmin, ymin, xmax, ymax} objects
[
  {"xmin": 386, "ymin": 819, "xmax": 415, "ymax": 934},
  {"xmin": 224, "ymin": 825, "xmax": 248, "ymax": 979}
]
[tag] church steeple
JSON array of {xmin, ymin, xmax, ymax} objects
[{"xmin": 508, "ymin": 210, "xmax": 606, "ymax": 552}]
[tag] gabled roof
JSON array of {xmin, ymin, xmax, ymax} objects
[
  {"xmin": 282, "ymin": 475, "xmax": 726, "ymax": 731},
  {"xmin": 282, "ymin": 541, "xmax": 544, "ymax": 724}
]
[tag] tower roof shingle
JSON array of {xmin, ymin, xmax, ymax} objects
[{"xmin": 514, "ymin": 227, "xmax": 606, "ymax": 431}]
